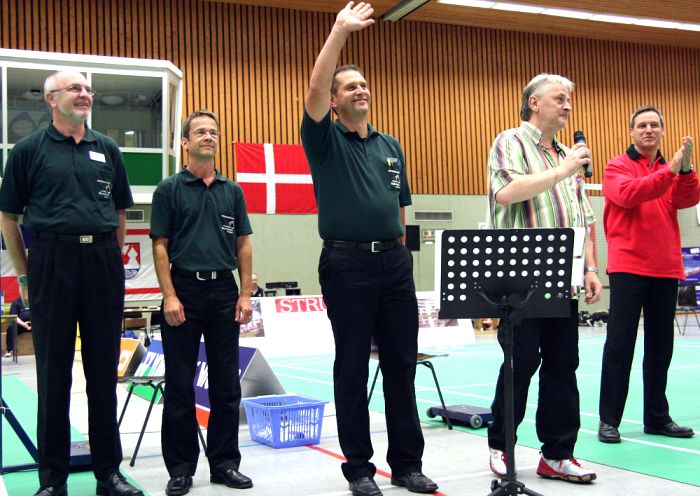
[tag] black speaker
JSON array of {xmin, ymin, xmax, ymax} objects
[{"xmin": 405, "ymin": 224, "xmax": 420, "ymax": 251}]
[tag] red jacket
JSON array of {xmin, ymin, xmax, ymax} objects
[{"xmin": 603, "ymin": 145, "xmax": 700, "ymax": 279}]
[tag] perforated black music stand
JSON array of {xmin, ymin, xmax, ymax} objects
[{"xmin": 439, "ymin": 228, "xmax": 575, "ymax": 496}]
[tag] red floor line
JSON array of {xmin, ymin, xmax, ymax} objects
[{"xmin": 305, "ymin": 444, "xmax": 448, "ymax": 496}]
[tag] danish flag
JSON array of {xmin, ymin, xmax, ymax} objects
[{"xmin": 234, "ymin": 143, "xmax": 317, "ymax": 214}]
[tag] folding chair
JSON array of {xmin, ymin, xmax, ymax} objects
[
  {"xmin": 367, "ymin": 352, "xmax": 453, "ymax": 430},
  {"xmin": 117, "ymin": 376, "xmax": 207, "ymax": 466},
  {"xmin": 675, "ymin": 284, "xmax": 700, "ymax": 335}
]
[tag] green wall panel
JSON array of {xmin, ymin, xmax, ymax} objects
[{"xmin": 123, "ymin": 152, "xmax": 162, "ymax": 186}]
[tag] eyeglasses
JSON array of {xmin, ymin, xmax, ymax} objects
[
  {"xmin": 191, "ymin": 129, "xmax": 221, "ymax": 139},
  {"xmin": 49, "ymin": 85, "xmax": 96, "ymax": 97}
]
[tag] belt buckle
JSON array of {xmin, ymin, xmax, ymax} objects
[
  {"xmin": 79, "ymin": 235, "xmax": 93, "ymax": 244},
  {"xmin": 371, "ymin": 241, "xmax": 380, "ymax": 253},
  {"xmin": 195, "ymin": 271, "xmax": 206, "ymax": 281}
]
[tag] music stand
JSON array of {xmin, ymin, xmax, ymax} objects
[{"xmin": 439, "ymin": 228, "xmax": 575, "ymax": 496}]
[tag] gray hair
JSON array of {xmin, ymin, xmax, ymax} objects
[
  {"xmin": 43, "ymin": 70, "xmax": 87, "ymax": 103},
  {"xmin": 520, "ymin": 73, "xmax": 575, "ymax": 121},
  {"xmin": 629, "ymin": 105, "xmax": 665, "ymax": 129}
]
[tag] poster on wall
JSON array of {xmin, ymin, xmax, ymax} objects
[
  {"xmin": 123, "ymin": 226, "xmax": 162, "ymax": 301},
  {"xmin": 681, "ymin": 247, "xmax": 700, "ymax": 308},
  {"xmin": 240, "ymin": 298, "xmax": 265, "ymax": 337},
  {"xmin": 239, "ymin": 293, "xmax": 474, "ymax": 357}
]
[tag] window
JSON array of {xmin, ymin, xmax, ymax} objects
[
  {"xmin": 6, "ymin": 68, "xmax": 55, "ymax": 144},
  {"xmin": 91, "ymin": 74, "xmax": 162, "ymax": 148}
]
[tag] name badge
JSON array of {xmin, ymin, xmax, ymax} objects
[{"xmin": 89, "ymin": 151, "xmax": 106, "ymax": 163}]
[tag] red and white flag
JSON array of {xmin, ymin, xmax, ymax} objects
[{"xmin": 234, "ymin": 142, "xmax": 317, "ymax": 214}]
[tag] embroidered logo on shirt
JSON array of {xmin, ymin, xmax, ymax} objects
[{"xmin": 221, "ymin": 215, "xmax": 236, "ymax": 235}]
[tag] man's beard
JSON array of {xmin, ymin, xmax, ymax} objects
[{"xmin": 56, "ymin": 100, "xmax": 89, "ymax": 124}]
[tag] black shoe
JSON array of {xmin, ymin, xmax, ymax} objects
[
  {"xmin": 166, "ymin": 475, "xmax": 193, "ymax": 496},
  {"xmin": 644, "ymin": 421, "xmax": 694, "ymax": 438},
  {"xmin": 598, "ymin": 422, "xmax": 621, "ymax": 443},
  {"xmin": 34, "ymin": 485, "xmax": 67, "ymax": 496},
  {"xmin": 96, "ymin": 472, "xmax": 144, "ymax": 496},
  {"xmin": 349, "ymin": 476, "xmax": 383, "ymax": 496},
  {"xmin": 210, "ymin": 468, "xmax": 253, "ymax": 489},
  {"xmin": 391, "ymin": 472, "xmax": 439, "ymax": 493}
]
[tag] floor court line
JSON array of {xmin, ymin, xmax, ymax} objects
[
  {"xmin": 577, "ymin": 428, "xmax": 700, "ymax": 454},
  {"xmin": 275, "ymin": 372, "xmax": 334, "ymax": 385},
  {"xmin": 305, "ymin": 445, "xmax": 449, "ymax": 496}
]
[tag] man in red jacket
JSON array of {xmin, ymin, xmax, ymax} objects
[{"xmin": 598, "ymin": 105, "xmax": 700, "ymax": 443}]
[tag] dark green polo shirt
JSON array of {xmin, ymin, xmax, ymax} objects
[
  {"xmin": 0, "ymin": 123, "xmax": 134, "ymax": 233},
  {"xmin": 301, "ymin": 111, "xmax": 411, "ymax": 242},
  {"xmin": 150, "ymin": 168, "xmax": 252, "ymax": 272}
]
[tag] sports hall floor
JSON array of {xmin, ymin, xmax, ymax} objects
[{"xmin": 2, "ymin": 322, "xmax": 700, "ymax": 496}]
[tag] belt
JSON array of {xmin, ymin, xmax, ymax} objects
[
  {"xmin": 33, "ymin": 231, "xmax": 116, "ymax": 243},
  {"xmin": 323, "ymin": 238, "xmax": 402, "ymax": 253},
  {"xmin": 172, "ymin": 266, "xmax": 235, "ymax": 281}
]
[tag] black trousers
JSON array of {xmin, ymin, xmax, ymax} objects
[
  {"xmin": 319, "ymin": 244, "xmax": 424, "ymax": 482},
  {"xmin": 160, "ymin": 270, "xmax": 242, "ymax": 477},
  {"xmin": 487, "ymin": 300, "xmax": 580, "ymax": 460},
  {"xmin": 27, "ymin": 236, "xmax": 125, "ymax": 486},
  {"xmin": 599, "ymin": 273, "xmax": 678, "ymax": 428}
]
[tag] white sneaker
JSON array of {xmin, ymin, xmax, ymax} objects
[
  {"xmin": 489, "ymin": 448, "xmax": 514, "ymax": 477},
  {"xmin": 537, "ymin": 455, "xmax": 596, "ymax": 483},
  {"xmin": 4, "ymin": 351, "xmax": 12, "ymax": 358}
]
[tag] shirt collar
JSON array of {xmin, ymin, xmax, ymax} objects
[
  {"xmin": 626, "ymin": 144, "xmax": 666, "ymax": 164},
  {"xmin": 46, "ymin": 122, "xmax": 97, "ymax": 143},
  {"xmin": 335, "ymin": 119, "xmax": 378, "ymax": 139},
  {"xmin": 181, "ymin": 166, "xmax": 226, "ymax": 183},
  {"xmin": 519, "ymin": 121, "xmax": 563, "ymax": 153}
]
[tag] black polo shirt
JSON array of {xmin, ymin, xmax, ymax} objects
[
  {"xmin": 301, "ymin": 111, "xmax": 412, "ymax": 242},
  {"xmin": 0, "ymin": 123, "xmax": 134, "ymax": 233},
  {"xmin": 150, "ymin": 168, "xmax": 253, "ymax": 272}
]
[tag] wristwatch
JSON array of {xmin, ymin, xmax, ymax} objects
[
  {"xmin": 584, "ymin": 267, "xmax": 599, "ymax": 274},
  {"xmin": 17, "ymin": 274, "xmax": 28, "ymax": 286}
]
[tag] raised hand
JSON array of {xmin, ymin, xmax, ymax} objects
[
  {"xmin": 680, "ymin": 136, "xmax": 693, "ymax": 171},
  {"xmin": 669, "ymin": 137, "xmax": 693, "ymax": 174},
  {"xmin": 335, "ymin": 1, "xmax": 375, "ymax": 34}
]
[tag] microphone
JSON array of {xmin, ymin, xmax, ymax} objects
[{"xmin": 573, "ymin": 130, "xmax": 593, "ymax": 178}]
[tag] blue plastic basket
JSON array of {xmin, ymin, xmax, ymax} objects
[{"xmin": 242, "ymin": 394, "xmax": 328, "ymax": 448}]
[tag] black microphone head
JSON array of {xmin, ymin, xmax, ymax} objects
[{"xmin": 573, "ymin": 130, "xmax": 586, "ymax": 144}]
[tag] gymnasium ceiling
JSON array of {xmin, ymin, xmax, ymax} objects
[{"xmin": 212, "ymin": 0, "xmax": 700, "ymax": 48}]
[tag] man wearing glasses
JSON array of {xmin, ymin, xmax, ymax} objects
[
  {"xmin": 150, "ymin": 110, "xmax": 254, "ymax": 495},
  {"xmin": 0, "ymin": 71, "xmax": 141, "ymax": 496}
]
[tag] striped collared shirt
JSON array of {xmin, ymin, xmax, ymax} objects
[{"xmin": 487, "ymin": 121, "xmax": 595, "ymax": 229}]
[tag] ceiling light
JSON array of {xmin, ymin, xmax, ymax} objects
[
  {"xmin": 22, "ymin": 89, "xmax": 43, "ymax": 101},
  {"xmin": 438, "ymin": 0, "xmax": 495, "ymax": 7},
  {"xmin": 101, "ymin": 95, "xmax": 124, "ymax": 105},
  {"xmin": 437, "ymin": 0, "xmax": 700, "ymax": 31},
  {"xmin": 635, "ymin": 19, "xmax": 683, "ymax": 29},
  {"xmin": 383, "ymin": 0, "xmax": 430, "ymax": 22},
  {"xmin": 541, "ymin": 8, "xmax": 592, "ymax": 20},
  {"xmin": 491, "ymin": 2, "xmax": 544, "ymax": 14},
  {"xmin": 589, "ymin": 14, "xmax": 638, "ymax": 25}
]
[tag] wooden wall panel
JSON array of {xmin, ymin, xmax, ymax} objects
[{"xmin": 2, "ymin": 0, "xmax": 700, "ymax": 196}]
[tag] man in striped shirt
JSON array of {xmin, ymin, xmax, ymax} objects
[{"xmin": 485, "ymin": 73, "xmax": 602, "ymax": 484}]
